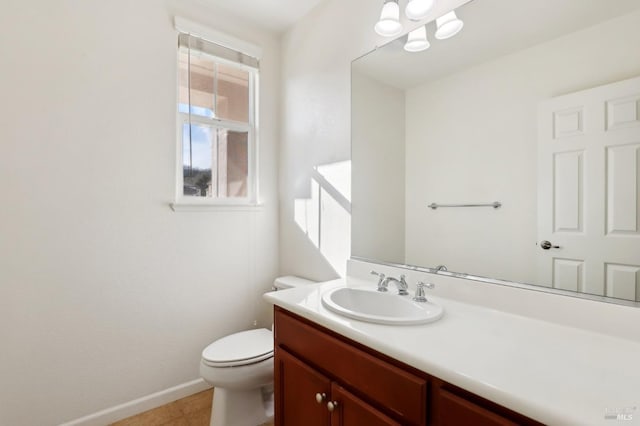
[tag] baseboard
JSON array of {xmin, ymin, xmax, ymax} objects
[{"xmin": 59, "ymin": 378, "xmax": 212, "ymax": 426}]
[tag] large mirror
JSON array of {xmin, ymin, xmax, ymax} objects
[{"xmin": 352, "ymin": 0, "xmax": 640, "ymax": 304}]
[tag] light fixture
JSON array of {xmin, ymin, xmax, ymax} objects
[
  {"xmin": 404, "ymin": 25, "xmax": 430, "ymax": 52},
  {"xmin": 434, "ymin": 11, "xmax": 464, "ymax": 40},
  {"xmin": 374, "ymin": 0, "xmax": 403, "ymax": 37},
  {"xmin": 405, "ymin": 0, "xmax": 435, "ymax": 21}
]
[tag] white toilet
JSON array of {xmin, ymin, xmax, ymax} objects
[{"xmin": 200, "ymin": 276, "xmax": 315, "ymax": 426}]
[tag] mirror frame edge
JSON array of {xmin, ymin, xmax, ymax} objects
[{"xmin": 351, "ymin": 256, "xmax": 640, "ymax": 308}]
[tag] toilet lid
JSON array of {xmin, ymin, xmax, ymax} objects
[{"xmin": 202, "ymin": 328, "xmax": 273, "ymax": 367}]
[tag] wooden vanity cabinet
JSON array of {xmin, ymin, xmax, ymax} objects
[
  {"xmin": 276, "ymin": 348, "xmax": 330, "ymax": 426},
  {"xmin": 274, "ymin": 307, "xmax": 542, "ymax": 426},
  {"xmin": 276, "ymin": 348, "xmax": 400, "ymax": 426},
  {"xmin": 430, "ymin": 376, "xmax": 539, "ymax": 426},
  {"xmin": 330, "ymin": 383, "xmax": 403, "ymax": 426}
]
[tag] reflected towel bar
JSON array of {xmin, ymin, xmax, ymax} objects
[{"xmin": 428, "ymin": 202, "xmax": 502, "ymax": 210}]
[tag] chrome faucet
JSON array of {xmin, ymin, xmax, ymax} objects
[
  {"xmin": 413, "ymin": 281, "xmax": 435, "ymax": 303},
  {"xmin": 380, "ymin": 274, "xmax": 409, "ymax": 296},
  {"xmin": 370, "ymin": 270, "xmax": 386, "ymax": 292},
  {"xmin": 435, "ymin": 265, "xmax": 447, "ymax": 272}
]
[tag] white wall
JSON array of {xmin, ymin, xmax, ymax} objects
[
  {"xmin": 405, "ymin": 9, "xmax": 640, "ymax": 283},
  {"xmin": 278, "ymin": 0, "xmax": 372, "ymax": 281},
  {"xmin": 279, "ymin": 0, "xmax": 470, "ymax": 280},
  {"xmin": 0, "ymin": 1, "xmax": 280, "ymax": 424},
  {"xmin": 352, "ymin": 71, "xmax": 405, "ymax": 263}
]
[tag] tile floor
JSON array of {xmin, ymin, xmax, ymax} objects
[{"xmin": 110, "ymin": 389, "xmax": 274, "ymax": 426}]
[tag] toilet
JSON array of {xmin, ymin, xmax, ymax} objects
[{"xmin": 200, "ymin": 276, "xmax": 315, "ymax": 426}]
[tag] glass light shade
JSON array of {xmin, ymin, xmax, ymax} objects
[
  {"xmin": 435, "ymin": 11, "xmax": 464, "ymax": 40},
  {"xmin": 374, "ymin": 1, "xmax": 403, "ymax": 37},
  {"xmin": 404, "ymin": 26, "xmax": 430, "ymax": 52},
  {"xmin": 405, "ymin": 0, "xmax": 435, "ymax": 21}
]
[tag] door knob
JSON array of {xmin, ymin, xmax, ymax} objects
[
  {"xmin": 540, "ymin": 240, "xmax": 560, "ymax": 250},
  {"xmin": 327, "ymin": 401, "xmax": 339, "ymax": 412},
  {"xmin": 315, "ymin": 393, "xmax": 326, "ymax": 404}
]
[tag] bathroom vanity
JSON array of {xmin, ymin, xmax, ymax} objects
[
  {"xmin": 265, "ymin": 267, "xmax": 640, "ymax": 426},
  {"xmin": 271, "ymin": 2, "xmax": 640, "ymax": 424},
  {"xmin": 274, "ymin": 306, "xmax": 540, "ymax": 425}
]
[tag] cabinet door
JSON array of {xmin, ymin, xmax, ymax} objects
[
  {"xmin": 438, "ymin": 388, "xmax": 518, "ymax": 426},
  {"xmin": 275, "ymin": 348, "xmax": 331, "ymax": 426},
  {"xmin": 329, "ymin": 383, "xmax": 401, "ymax": 426},
  {"xmin": 276, "ymin": 308, "xmax": 427, "ymax": 425}
]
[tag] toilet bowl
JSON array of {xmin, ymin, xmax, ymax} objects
[{"xmin": 200, "ymin": 276, "xmax": 315, "ymax": 426}]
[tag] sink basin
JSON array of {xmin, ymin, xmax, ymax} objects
[{"xmin": 321, "ymin": 287, "xmax": 444, "ymax": 325}]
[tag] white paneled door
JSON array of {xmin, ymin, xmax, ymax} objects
[{"xmin": 538, "ymin": 76, "xmax": 640, "ymax": 301}]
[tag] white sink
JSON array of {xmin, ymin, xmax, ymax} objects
[{"xmin": 321, "ymin": 287, "xmax": 444, "ymax": 325}]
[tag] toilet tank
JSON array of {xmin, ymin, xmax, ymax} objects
[{"xmin": 272, "ymin": 276, "xmax": 316, "ymax": 291}]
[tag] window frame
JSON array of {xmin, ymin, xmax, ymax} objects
[{"xmin": 172, "ymin": 33, "xmax": 260, "ymax": 210}]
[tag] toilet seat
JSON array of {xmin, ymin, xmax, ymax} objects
[{"xmin": 202, "ymin": 328, "xmax": 274, "ymax": 367}]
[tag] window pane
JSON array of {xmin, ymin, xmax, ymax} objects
[
  {"xmin": 182, "ymin": 125, "xmax": 248, "ymax": 199},
  {"xmin": 178, "ymin": 51, "xmax": 215, "ymax": 118},
  {"xmin": 216, "ymin": 64, "xmax": 249, "ymax": 123},
  {"xmin": 217, "ymin": 130, "xmax": 248, "ymax": 198},
  {"xmin": 182, "ymin": 123, "xmax": 213, "ymax": 197}
]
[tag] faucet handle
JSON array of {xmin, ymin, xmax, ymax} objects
[
  {"xmin": 413, "ymin": 281, "xmax": 434, "ymax": 303},
  {"xmin": 421, "ymin": 281, "xmax": 435, "ymax": 290},
  {"xmin": 397, "ymin": 274, "xmax": 409, "ymax": 296},
  {"xmin": 370, "ymin": 270, "xmax": 387, "ymax": 292},
  {"xmin": 370, "ymin": 270, "xmax": 385, "ymax": 278}
]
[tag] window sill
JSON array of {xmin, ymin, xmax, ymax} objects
[{"xmin": 170, "ymin": 202, "xmax": 265, "ymax": 212}]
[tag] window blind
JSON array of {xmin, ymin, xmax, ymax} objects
[{"xmin": 178, "ymin": 33, "xmax": 259, "ymax": 70}]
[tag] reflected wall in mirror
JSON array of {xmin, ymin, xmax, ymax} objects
[{"xmin": 352, "ymin": 0, "xmax": 640, "ymax": 303}]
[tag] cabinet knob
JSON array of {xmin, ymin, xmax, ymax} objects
[
  {"xmin": 315, "ymin": 393, "xmax": 326, "ymax": 404},
  {"xmin": 327, "ymin": 401, "xmax": 339, "ymax": 412}
]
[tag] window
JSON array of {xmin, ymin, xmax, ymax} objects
[{"xmin": 176, "ymin": 33, "xmax": 259, "ymax": 205}]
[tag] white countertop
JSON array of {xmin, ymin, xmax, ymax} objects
[{"xmin": 264, "ymin": 277, "xmax": 640, "ymax": 426}]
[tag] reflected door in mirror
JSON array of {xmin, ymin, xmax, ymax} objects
[{"xmin": 537, "ymin": 76, "xmax": 640, "ymax": 301}]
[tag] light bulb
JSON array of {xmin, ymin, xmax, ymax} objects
[
  {"xmin": 435, "ymin": 11, "xmax": 464, "ymax": 40},
  {"xmin": 405, "ymin": 0, "xmax": 435, "ymax": 21},
  {"xmin": 374, "ymin": 1, "xmax": 403, "ymax": 37},
  {"xmin": 404, "ymin": 26, "xmax": 430, "ymax": 52}
]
